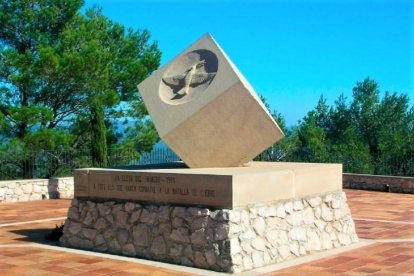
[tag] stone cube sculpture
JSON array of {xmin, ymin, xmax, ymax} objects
[{"xmin": 138, "ymin": 33, "xmax": 284, "ymax": 168}]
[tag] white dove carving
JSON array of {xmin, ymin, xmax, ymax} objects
[{"xmin": 162, "ymin": 60, "xmax": 216, "ymax": 99}]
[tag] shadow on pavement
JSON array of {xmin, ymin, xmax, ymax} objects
[{"xmin": 10, "ymin": 225, "xmax": 63, "ymax": 245}]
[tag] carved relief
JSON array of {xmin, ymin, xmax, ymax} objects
[{"xmin": 159, "ymin": 49, "xmax": 218, "ymax": 105}]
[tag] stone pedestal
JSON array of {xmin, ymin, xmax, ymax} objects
[{"xmin": 60, "ymin": 162, "xmax": 358, "ymax": 273}]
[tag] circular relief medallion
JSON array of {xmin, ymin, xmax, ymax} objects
[{"xmin": 159, "ymin": 49, "xmax": 218, "ymax": 105}]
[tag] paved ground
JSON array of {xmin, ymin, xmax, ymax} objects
[{"xmin": 0, "ymin": 189, "xmax": 413, "ymax": 275}]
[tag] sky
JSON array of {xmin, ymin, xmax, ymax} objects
[{"xmin": 84, "ymin": 0, "xmax": 413, "ymax": 126}]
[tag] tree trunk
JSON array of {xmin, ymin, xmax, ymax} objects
[{"xmin": 90, "ymin": 101, "xmax": 108, "ymax": 167}]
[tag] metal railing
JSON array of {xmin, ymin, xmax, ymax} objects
[
  {"xmin": 0, "ymin": 147, "xmax": 180, "ymax": 180},
  {"xmin": 1, "ymin": 145, "xmax": 412, "ymax": 180},
  {"xmin": 256, "ymin": 145, "xmax": 414, "ymax": 177}
]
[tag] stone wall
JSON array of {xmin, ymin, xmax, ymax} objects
[
  {"xmin": 0, "ymin": 177, "xmax": 74, "ymax": 203},
  {"xmin": 49, "ymin": 177, "xmax": 74, "ymax": 199},
  {"xmin": 343, "ymin": 173, "xmax": 414, "ymax": 194},
  {"xmin": 60, "ymin": 190, "xmax": 358, "ymax": 273}
]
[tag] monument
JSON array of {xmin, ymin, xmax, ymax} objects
[
  {"xmin": 61, "ymin": 34, "xmax": 358, "ymax": 273},
  {"xmin": 138, "ymin": 34, "xmax": 284, "ymax": 168}
]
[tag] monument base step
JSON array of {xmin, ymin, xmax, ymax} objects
[
  {"xmin": 60, "ymin": 190, "xmax": 358, "ymax": 273},
  {"xmin": 73, "ymin": 161, "xmax": 343, "ymax": 208}
]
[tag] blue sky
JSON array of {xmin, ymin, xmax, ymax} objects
[{"xmin": 84, "ymin": 0, "xmax": 413, "ymax": 126}]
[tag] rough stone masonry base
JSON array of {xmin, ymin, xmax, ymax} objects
[{"xmin": 60, "ymin": 190, "xmax": 358, "ymax": 273}]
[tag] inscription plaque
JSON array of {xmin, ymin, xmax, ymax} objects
[{"xmin": 86, "ymin": 170, "xmax": 231, "ymax": 207}]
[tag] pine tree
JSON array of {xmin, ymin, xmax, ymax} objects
[{"xmin": 0, "ymin": 1, "xmax": 161, "ymax": 176}]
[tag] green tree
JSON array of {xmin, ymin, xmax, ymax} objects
[
  {"xmin": 0, "ymin": 0, "xmax": 83, "ymax": 147},
  {"xmin": 55, "ymin": 7, "xmax": 160, "ymax": 166},
  {"xmin": 374, "ymin": 91, "xmax": 414, "ymax": 175},
  {"xmin": 0, "ymin": 0, "xmax": 161, "ymax": 177},
  {"xmin": 253, "ymin": 80, "xmax": 413, "ymax": 176},
  {"xmin": 90, "ymin": 100, "xmax": 108, "ymax": 167},
  {"xmin": 294, "ymin": 113, "xmax": 330, "ymax": 162},
  {"xmin": 330, "ymin": 127, "xmax": 373, "ymax": 173},
  {"xmin": 292, "ymin": 77, "xmax": 413, "ymax": 176},
  {"xmin": 256, "ymin": 95, "xmax": 301, "ymax": 161},
  {"xmin": 328, "ymin": 94, "xmax": 352, "ymax": 142},
  {"xmin": 313, "ymin": 95, "xmax": 332, "ymax": 132},
  {"xmin": 349, "ymin": 78, "xmax": 381, "ymax": 158},
  {"xmin": 346, "ymin": 78, "xmax": 414, "ymax": 175},
  {"xmin": 0, "ymin": 0, "xmax": 84, "ymax": 178},
  {"xmin": 326, "ymin": 94, "xmax": 373, "ymax": 173}
]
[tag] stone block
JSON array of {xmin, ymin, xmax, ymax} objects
[
  {"xmin": 73, "ymin": 162, "xmax": 342, "ymax": 208},
  {"xmin": 137, "ymin": 34, "xmax": 283, "ymax": 168}
]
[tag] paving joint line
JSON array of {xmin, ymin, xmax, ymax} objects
[
  {"xmin": 0, "ymin": 217, "xmax": 67, "ymax": 227},
  {"xmin": 374, "ymin": 238, "xmax": 414, "ymax": 243},
  {"xmin": 0, "ymin": 244, "xmax": 37, "ymax": 247},
  {"xmin": 353, "ymin": 217, "xmax": 414, "ymax": 225}
]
